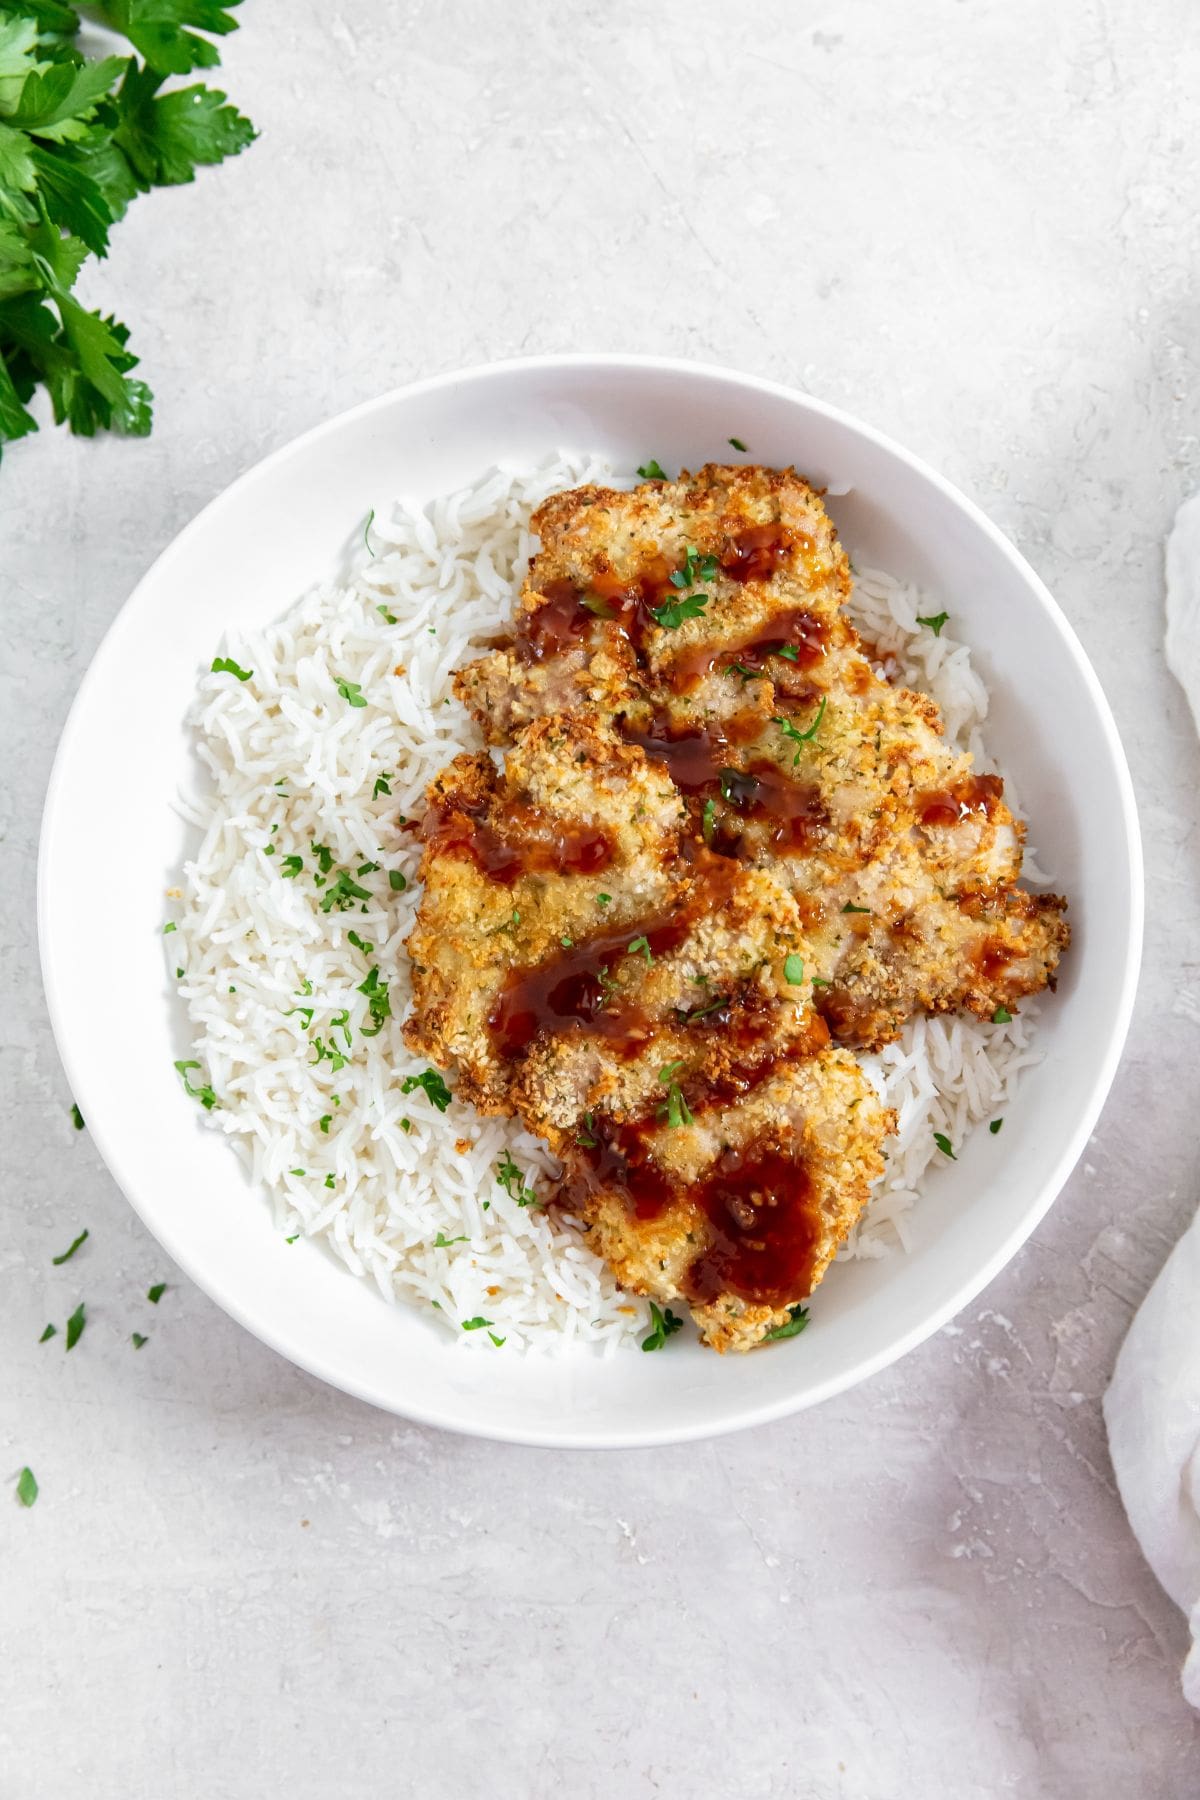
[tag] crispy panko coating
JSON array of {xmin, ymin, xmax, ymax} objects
[
  {"xmin": 453, "ymin": 463, "xmax": 1069, "ymax": 1049},
  {"xmin": 403, "ymin": 712, "xmax": 894, "ymax": 1349}
]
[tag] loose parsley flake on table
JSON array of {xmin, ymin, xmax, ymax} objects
[
  {"xmin": 38, "ymin": 1322, "xmax": 56, "ymax": 1343},
  {"xmin": 16, "ymin": 1467, "xmax": 37, "ymax": 1508},
  {"xmin": 641, "ymin": 1302, "xmax": 684, "ymax": 1352},
  {"xmin": 989, "ymin": 1118, "xmax": 1004, "ymax": 1135},
  {"xmin": 65, "ymin": 1301, "xmax": 85, "ymax": 1350},
  {"xmin": 51, "ymin": 1228, "xmax": 88, "ymax": 1265},
  {"xmin": 147, "ymin": 1282, "xmax": 166, "ymax": 1304},
  {"xmin": 728, "ymin": 436, "xmax": 748, "ymax": 452},
  {"xmin": 70, "ymin": 1103, "xmax": 84, "ymax": 1130},
  {"xmin": 131, "ymin": 1332, "xmax": 147, "ymax": 1349}
]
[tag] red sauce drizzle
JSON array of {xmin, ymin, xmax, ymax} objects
[
  {"xmin": 423, "ymin": 798, "xmax": 612, "ymax": 888},
  {"xmin": 721, "ymin": 521, "xmax": 792, "ymax": 584},
  {"xmin": 487, "ymin": 915, "xmax": 688, "ymax": 1060},
  {"xmin": 622, "ymin": 716, "xmax": 826, "ymax": 855},
  {"xmin": 917, "ymin": 773, "xmax": 1004, "ymax": 829},
  {"xmin": 684, "ymin": 1146, "xmax": 819, "ymax": 1306}
]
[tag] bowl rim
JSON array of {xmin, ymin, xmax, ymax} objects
[{"xmin": 38, "ymin": 352, "xmax": 1144, "ymax": 1446}]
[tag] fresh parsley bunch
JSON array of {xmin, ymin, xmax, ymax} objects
[{"xmin": 0, "ymin": 1, "xmax": 255, "ymax": 463}]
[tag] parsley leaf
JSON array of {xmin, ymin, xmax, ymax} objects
[
  {"xmin": 51, "ymin": 1228, "xmax": 88, "ymax": 1265},
  {"xmin": 318, "ymin": 869, "xmax": 371, "ymax": 913},
  {"xmin": 173, "ymin": 1058, "xmax": 218, "ymax": 1108},
  {"xmin": 335, "ymin": 678, "xmax": 367, "ymax": 708},
  {"xmin": 131, "ymin": 1331, "xmax": 148, "ymax": 1348},
  {"xmin": 147, "ymin": 1282, "xmax": 167, "ymax": 1303},
  {"xmin": 728, "ymin": 436, "xmax": 748, "ymax": 452},
  {"xmin": 400, "ymin": 1067, "xmax": 452, "ymax": 1112},
  {"xmin": 772, "ymin": 696, "xmax": 827, "ymax": 761},
  {"xmin": 626, "ymin": 935, "xmax": 653, "ymax": 965},
  {"xmin": 841, "ymin": 902, "xmax": 871, "ymax": 915},
  {"xmin": 496, "ymin": 1150, "xmax": 540, "ymax": 1208},
  {"xmin": 702, "ymin": 795, "xmax": 716, "ymax": 846},
  {"xmin": 434, "ymin": 1231, "xmax": 468, "ymax": 1247},
  {"xmin": 933, "ymin": 1132, "xmax": 956, "ymax": 1159},
  {"xmin": 16, "ymin": 1466, "xmax": 37, "ymax": 1508},
  {"xmin": 783, "ymin": 953, "xmax": 805, "ymax": 985},
  {"xmin": 989, "ymin": 1118, "xmax": 1003, "ymax": 1135},
  {"xmin": 388, "ymin": 870, "xmax": 406, "ymax": 892},
  {"xmin": 65, "ymin": 1300, "xmax": 85, "ymax": 1350},
  {"xmin": 641, "ymin": 1301, "xmax": 684, "ymax": 1351},
  {"xmin": 916, "ymin": 611, "xmax": 949, "ymax": 636},
  {"xmin": 637, "ymin": 458, "xmax": 667, "ymax": 480},
  {"xmin": 373, "ymin": 773, "xmax": 392, "ymax": 798},
  {"xmin": 763, "ymin": 1304, "xmax": 809, "ymax": 1342},
  {"xmin": 280, "ymin": 853, "xmax": 302, "ymax": 879},
  {"xmin": 461, "ymin": 1316, "xmax": 492, "ymax": 1331},
  {"xmin": 992, "ymin": 1005, "xmax": 1012, "ymax": 1024},
  {"xmin": 70, "ymin": 1102, "xmax": 84, "ymax": 1130},
  {"xmin": 211, "ymin": 655, "xmax": 251, "ymax": 680},
  {"xmin": 39, "ymin": 1322, "xmax": 56, "ymax": 1343},
  {"xmin": 357, "ymin": 965, "xmax": 391, "ymax": 1036}
]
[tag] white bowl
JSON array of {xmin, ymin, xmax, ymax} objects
[{"xmin": 39, "ymin": 356, "xmax": 1142, "ymax": 1447}]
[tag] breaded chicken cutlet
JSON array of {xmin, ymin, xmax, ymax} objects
[
  {"xmin": 454, "ymin": 464, "xmax": 1069, "ymax": 1050},
  {"xmin": 403, "ymin": 713, "xmax": 893, "ymax": 1351}
]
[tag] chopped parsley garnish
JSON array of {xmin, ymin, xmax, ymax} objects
[
  {"xmin": 989, "ymin": 1118, "xmax": 1003, "ymax": 1135},
  {"xmin": 400, "ymin": 1068, "xmax": 453, "ymax": 1112},
  {"xmin": 580, "ymin": 593, "xmax": 618, "ymax": 619},
  {"xmin": 763, "ymin": 1304, "xmax": 809, "ymax": 1342},
  {"xmin": 311, "ymin": 843, "xmax": 335, "ymax": 874},
  {"xmin": 576, "ymin": 1112, "xmax": 598, "ymax": 1148},
  {"xmin": 637, "ymin": 459, "xmax": 667, "ymax": 480},
  {"xmin": 810, "ymin": 976, "xmax": 830, "ymax": 988},
  {"xmin": 65, "ymin": 1302, "xmax": 86, "ymax": 1351},
  {"xmin": 651, "ymin": 544, "xmax": 721, "ymax": 631},
  {"xmin": 678, "ymin": 994, "xmax": 727, "ymax": 1022},
  {"xmin": 373, "ymin": 773, "xmax": 392, "ymax": 798},
  {"xmin": 174, "ymin": 1060, "xmax": 218, "ymax": 1109},
  {"xmin": 496, "ymin": 1151, "xmax": 540, "ymax": 1208},
  {"xmin": 461, "ymin": 1316, "xmax": 492, "ymax": 1331},
  {"xmin": 434, "ymin": 1231, "xmax": 468, "ymax": 1248},
  {"xmin": 286, "ymin": 1234, "xmax": 300, "ymax": 1243},
  {"xmin": 728, "ymin": 436, "xmax": 748, "ymax": 452},
  {"xmin": 596, "ymin": 892, "xmax": 611, "ymax": 907},
  {"xmin": 280, "ymin": 854, "xmax": 303, "ymax": 879},
  {"xmin": 309, "ymin": 1037, "xmax": 347, "ymax": 1073},
  {"xmin": 783, "ymin": 954, "xmax": 805, "ymax": 986},
  {"xmin": 363, "ymin": 508, "xmax": 376, "ymax": 556},
  {"xmin": 357, "ymin": 861, "xmax": 380, "ymax": 876},
  {"xmin": 147, "ymin": 1283, "xmax": 166, "ymax": 1304},
  {"xmin": 992, "ymin": 1006, "xmax": 1012, "ymax": 1024},
  {"xmin": 658, "ymin": 1080, "xmax": 694, "ymax": 1123},
  {"xmin": 933, "ymin": 1132, "xmax": 956, "ymax": 1159},
  {"xmin": 163, "ymin": 920, "xmax": 177, "ymax": 934},
  {"xmin": 641, "ymin": 1302, "xmax": 684, "ymax": 1351},
  {"xmin": 841, "ymin": 902, "xmax": 871, "ymax": 915},
  {"xmin": 772, "ymin": 696, "xmax": 827, "ymax": 761},
  {"xmin": 357, "ymin": 966, "xmax": 392, "ymax": 1036},
  {"xmin": 347, "ymin": 929, "xmax": 373, "ymax": 955},
  {"xmin": 658, "ymin": 1060, "xmax": 685, "ymax": 1082},
  {"xmin": 336, "ymin": 678, "xmax": 367, "ymax": 709},
  {"xmin": 726, "ymin": 662, "xmax": 761, "ymax": 682},
  {"xmin": 16, "ymin": 1467, "xmax": 38, "ymax": 1508},
  {"xmin": 399, "ymin": 1118, "xmax": 412, "ymax": 1134},
  {"xmin": 388, "ymin": 870, "xmax": 406, "ymax": 892},
  {"xmin": 211, "ymin": 657, "xmax": 253, "ymax": 681},
  {"xmin": 377, "ymin": 605, "xmax": 397, "ymax": 625},
  {"xmin": 324, "ymin": 1174, "xmax": 335, "ymax": 1189},
  {"xmin": 916, "ymin": 611, "xmax": 949, "ymax": 636},
  {"xmin": 131, "ymin": 1332, "xmax": 148, "ymax": 1349},
  {"xmin": 627, "ymin": 935, "xmax": 653, "ymax": 965},
  {"xmin": 318, "ymin": 1115, "xmax": 332, "ymax": 1134},
  {"xmin": 652, "ymin": 590, "xmax": 709, "ymax": 630},
  {"xmin": 70, "ymin": 1104, "xmax": 85, "ymax": 1132},
  {"xmin": 702, "ymin": 796, "xmax": 717, "ymax": 846},
  {"xmin": 289, "ymin": 1169, "xmax": 305, "ymax": 1177},
  {"xmin": 39, "ymin": 1323, "xmax": 56, "ymax": 1343},
  {"xmin": 560, "ymin": 934, "xmax": 574, "ymax": 948},
  {"xmin": 319, "ymin": 870, "xmax": 372, "ymax": 914},
  {"xmin": 489, "ymin": 1333, "xmax": 505, "ymax": 1348},
  {"xmin": 176, "ymin": 968, "xmax": 184, "ymax": 978},
  {"xmin": 51, "ymin": 1229, "xmax": 89, "ymax": 1266}
]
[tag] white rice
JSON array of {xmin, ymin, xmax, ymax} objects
[{"xmin": 168, "ymin": 459, "xmax": 1046, "ymax": 1345}]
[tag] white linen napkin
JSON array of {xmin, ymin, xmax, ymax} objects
[{"xmin": 1103, "ymin": 489, "xmax": 1200, "ymax": 1707}]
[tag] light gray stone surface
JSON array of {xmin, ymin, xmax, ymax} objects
[{"xmin": 4, "ymin": 3, "xmax": 1200, "ymax": 1794}]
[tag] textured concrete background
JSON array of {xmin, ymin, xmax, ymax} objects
[{"xmin": 4, "ymin": 2, "xmax": 1200, "ymax": 1794}]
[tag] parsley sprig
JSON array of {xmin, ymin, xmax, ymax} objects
[
  {"xmin": 651, "ymin": 544, "xmax": 720, "ymax": 631},
  {"xmin": 0, "ymin": 4, "xmax": 255, "ymax": 467}
]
